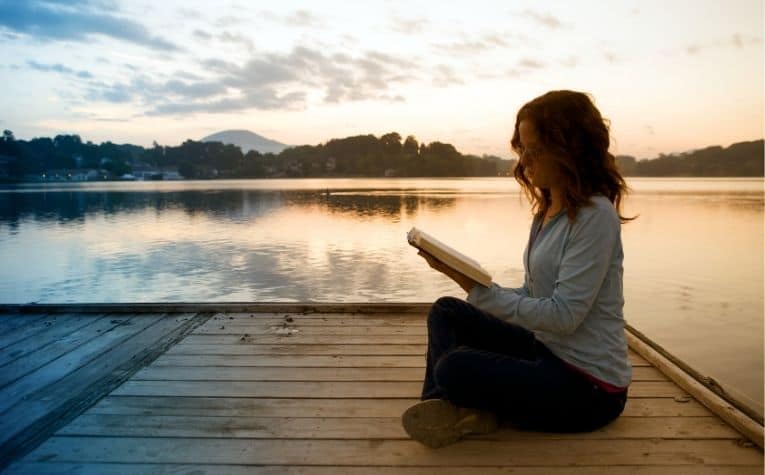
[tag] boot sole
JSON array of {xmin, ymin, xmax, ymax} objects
[{"xmin": 401, "ymin": 399, "xmax": 463, "ymax": 448}]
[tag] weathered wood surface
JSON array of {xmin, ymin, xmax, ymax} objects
[
  {"xmin": 5, "ymin": 465, "xmax": 764, "ymax": 475},
  {"xmin": 57, "ymin": 413, "xmax": 740, "ymax": 439},
  {"xmin": 88, "ymin": 395, "xmax": 713, "ymax": 418},
  {"xmin": 129, "ymin": 364, "xmax": 669, "ymax": 382},
  {"xmin": 627, "ymin": 329, "xmax": 764, "ymax": 448},
  {"xmin": 12, "ymin": 438, "xmax": 765, "ymax": 466},
  {"xmin": 1, "ymin": 303, "xmax": 434, "ymax": 314},
  {"xmin": 0, "ymin": 312, "xmax": 208, "ymax": 471},
  {"xmin": 4, "ymin": 310, "xmax": 762, "ymax": 474}
]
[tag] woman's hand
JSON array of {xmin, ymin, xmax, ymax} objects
[{"xmin": 418, "ymin": 250, "xmax": 478, "ymax": 294}]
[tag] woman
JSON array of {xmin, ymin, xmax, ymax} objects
[{"xmin": 403, "ymin": 90, "xmax": 637, "ymax": 448}]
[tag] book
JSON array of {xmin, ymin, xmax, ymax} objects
[{"xmin": 407, "ymin": 226, "xmax": 492, "ymax": 287}]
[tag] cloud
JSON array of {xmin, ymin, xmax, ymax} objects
[
  {"xmin": 432, "ymin": 64, "xmax": 463, "ymax": 87},
  {"xmin": 686, "ymin": 33, "xmax": 762, "ymax": 55},
  {"xmin": 218, "ymin": 31, "xmax": 255, "ymax": 51},
  {"xmin": 177, "ymin": 7, "xmax": 201, "ymax": 19},
  {"xmin": 86, "ymin": 74, "xmax": 229, "ymax": 105},
  {"xmin": 391, "ymin": 16, "xmax": 428, "ymax": 34},
  {"xmin": 517, "ymin": 58, "xmax": 544, "ymax": 69},
  {"xmin": 504, "ymin": 58, "xmax": 546, "ymax": 78},
  {"xmin": 146, "ymin": 89, "xmax": 306, "ymax": 115},
  {"xmin": 214, "ymin": 15, "xmax": 245, "ymax": 27},
  {"xmin": 193, "ymin": 28, "xmax": 254, "ymax": 51},
  {"xmin": 432, "ymin": 32, "xmax": 514, "ymax": 56},
  {"xmin": 519, "ymin": 9, "xmax": 562, "ymax": 29},
  {"xmin": 193, "ymin": 29, "xmax": 212, "ymax": 41},
  {"xmin": 85, "ymin": 45, "xmax": 423, "ymax": 115},
  {"xmin": 91, "ymin": 116, "xmax": 129, "ymax": 122},
  {"xmin": 0, "ymin": 0, "xmax": 180, "ymax": 51},
  {"xmin": 259, "ymin": 9, "xmax": 322, "ymax": 28},
  {"xmin": 561, "ymin": 56, "xmax": 578, "ymax": 67},
  {"xmin": 285, "ymin": 10, "xmax": 320, "ymax": 27},
  {"xmin": 27, "ymin": 60, "xmax": 93, "ymax": 78}
]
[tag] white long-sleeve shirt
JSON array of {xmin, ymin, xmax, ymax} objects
[{"xmin": 466, "ymin": 193, "xmax": 632, "ymax": 388}]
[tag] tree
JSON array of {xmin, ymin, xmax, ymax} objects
[
  {"xmin": 403, "ymin": 135, "xmax": 419, "ymax": 158},
  {"xmin": 381, "ymin": 132, "xmax": 402, "ymax": 153},
  {"xmin": 0, "ymin": 129, "xmax": 19, "ymax": 157}
]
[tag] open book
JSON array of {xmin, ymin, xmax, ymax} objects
[{"xmin": 407, "ymin": 227, "xmax": 492, "ymax": 287}]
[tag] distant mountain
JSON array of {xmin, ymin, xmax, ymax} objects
[{"xmin": 201, "ymin": 129, "xmax": 289, "ymax": 154}]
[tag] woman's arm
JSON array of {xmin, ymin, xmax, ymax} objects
[
  {"xmin": 466, "ymin": 205, "xmax": 619, "ymax": 335},
  {"xmin": 418, "ymin": 250, "xmax": 530, "ymax": 296}
]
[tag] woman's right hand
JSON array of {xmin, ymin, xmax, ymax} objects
[{"xmin": 418, "ymin": 250, "xmax": 478, "ymax": 293}]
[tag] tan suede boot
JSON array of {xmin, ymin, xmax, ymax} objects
[{"xmin": 401, "ymin": 399, "xmax": 498, "ymax": 448}]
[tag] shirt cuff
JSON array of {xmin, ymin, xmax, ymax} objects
[{"xmin": 466, "ymin": 282, "xmax": 493, "ymax": 305}]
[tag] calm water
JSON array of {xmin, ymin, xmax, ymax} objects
[{"xmin": 1, "ymin": 177, "xmax": 762, "ymax": 412}]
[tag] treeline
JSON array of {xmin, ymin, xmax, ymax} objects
[
  {"xmin": 615, "ymin": 140, "xmax": 763, "ymax": 177},
  {"xmin": 0, "ymin": 130, "xmax": 142, "ymax": 178},
  {"xmin": 165, "ymin": 132, "xmax": 513, "ymax": 178},
  {"xmin": 0, "ymin": 130, "xmax": 514, "ymax": 181},
  {"xmin": 1, "ymin": 129, "xmax": 761, "ymax": 182}
]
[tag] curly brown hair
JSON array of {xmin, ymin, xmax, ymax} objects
[{"xmin": 510, "ymin": 90, "xmax": 637, "ymax": 224}]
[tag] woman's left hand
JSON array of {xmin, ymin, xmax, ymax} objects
[{"xmin": 418, "ymin": 250, "xmax": 478, "ymax": 294}]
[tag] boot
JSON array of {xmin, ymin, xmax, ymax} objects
[{"xmin": 401, "ymin": 399, "xmax": 498, "ymax": 448}]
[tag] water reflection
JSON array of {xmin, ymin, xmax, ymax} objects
[{"xmin": 0, "ymin": 188, "xmax": 460, "ymax": 229}]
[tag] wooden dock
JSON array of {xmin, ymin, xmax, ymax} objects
[{"xmin": 0, "ymin": 304, "xmax": 762, "ymax": 474}]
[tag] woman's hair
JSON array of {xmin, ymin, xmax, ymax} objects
[{"xmin": 510, "ymin": 90, "xmax": 637, "ymax": 224}]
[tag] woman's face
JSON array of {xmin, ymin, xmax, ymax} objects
[{"xmin": 518, "ymin": 119, "xmax": 561, "ymax": 190}]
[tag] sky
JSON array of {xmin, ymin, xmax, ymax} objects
[{"xmin": 0, "ymin": 0, "xmax": 763, "ymax": 160}]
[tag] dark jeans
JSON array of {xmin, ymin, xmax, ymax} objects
[{"xmin": 421, "ymin": 296, "xmax": 628, "ymax": 433}]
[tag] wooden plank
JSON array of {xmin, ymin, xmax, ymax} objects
[
  {"xmin": 0, "ymin": 315, "xmax": 148, "ymax": 415},
  {"xmin": 134, "ymin": 366, "xmax": 426, "ymax": 381},
  {"xmin": 0, "ymin": 314, "xmax": 48, "ymax": 337},
  {"xmin": 171, "ymin": 336, "xmax": 647, "ymax": 363},
  {"xmin": 0, "ymin": 315, "xmax": 118, "ymax": 388},
  {"xmin": 198, "ymin": 325, "xmax": 429, "ymax": 336},
  {"xmin": 0, "ymin": 313, "xmax": 204, "ymax": 468},
  {"xmin": 0, "ymin": 303, "xmax": 433, "ymax": 314},
  {"xmin": 151, "ymin": 353, "xmax": 652, "ymax": 368},
  {"xmin": 0, "ymin": 314, "xmax": 104, "ymax": 368},
  {"xmin": 19, "ymin": 437, "xmax": 764, "ymax": 465},
  {"xmin": 56, "ymin": 414, "xmax": 741, "ymax": 439},
  {"xmin": 153, "ymin": 354, "xmax": 427, "ymax": 367},
  {"xmin": 167, "ymin": 343, "xmax": 429, "ymax": 355},
  {"xmin": 0, "ymin": 314, "xmax": 61, "ymax": 350},
  {"xmin": 182, "ymin": 333, "xmax": 429, "ymax": 344},
  {"xmin": 7, "ymin": 464, "xmax": 763, "ymax": 475},
  {"xmin": 205, "ymin": 317, "xmax": 428, "ymax": 326},
  {"xmin": 131, "ymin": 365, "xmax": 667, "ymax": 382},
  {"xmin": 165, "ymin": 341, "xmax": 650, "ymax": 364},
  {"xmin": 203, "ymin": 314, "xmax": 426, "ymax": 325},
  {"xmin": 110, "ymin": 380, "xmax": 687, "ymax": 398},
  {"xmin": 88, "ymin": 396, "xmax": 714, "ymax": 418}
]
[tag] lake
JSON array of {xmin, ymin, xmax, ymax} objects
[{"xmin": 0, "ymin": 177, "xmax": 762, "ymax": 414}]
